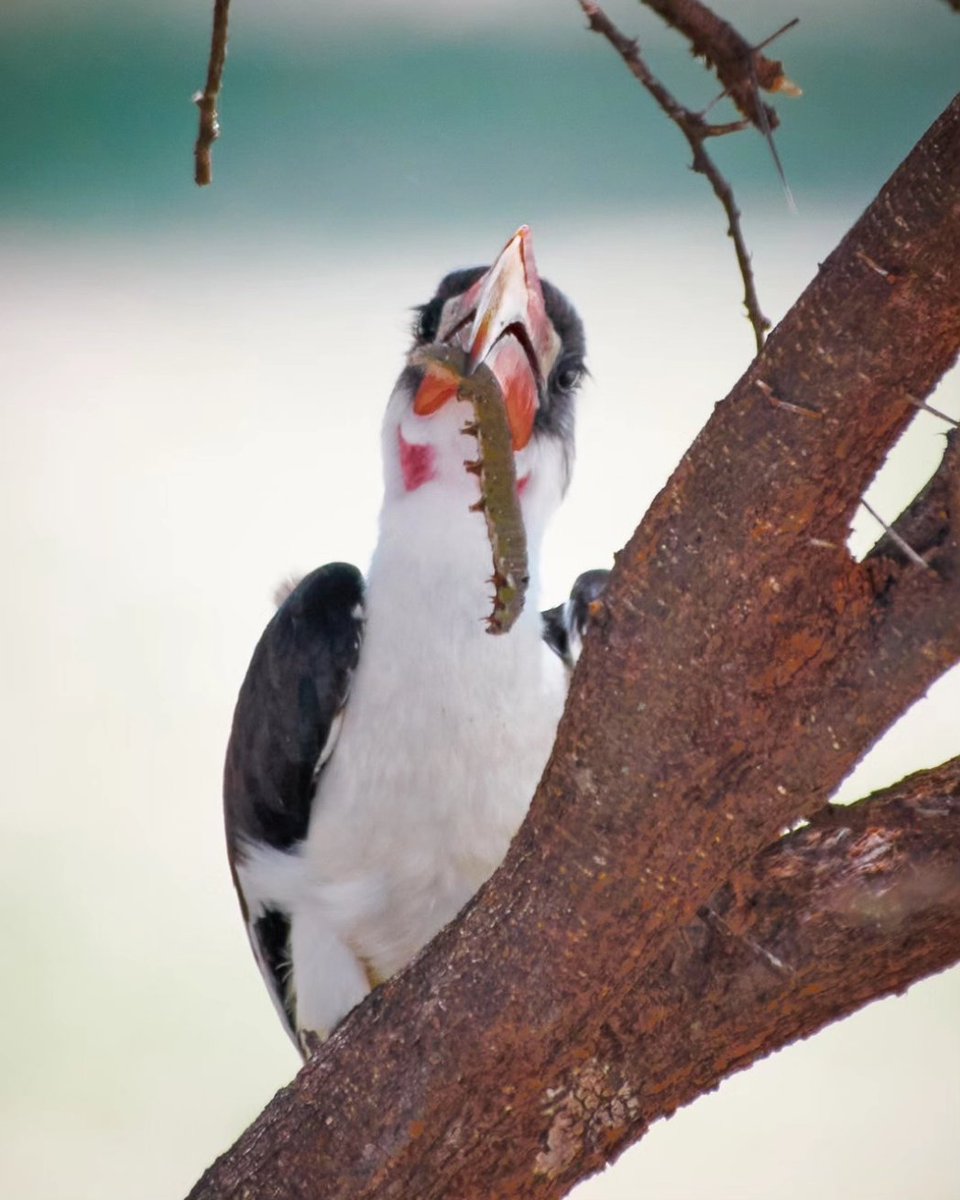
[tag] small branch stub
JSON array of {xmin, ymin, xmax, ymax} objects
[{"xmin": 194, "ymin": 0, "xmax": 232, "ymax": 186}]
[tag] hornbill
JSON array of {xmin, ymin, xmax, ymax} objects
[{"xmin": 224, "ymin": 228, "xmax": 606, "ymax": 1051}]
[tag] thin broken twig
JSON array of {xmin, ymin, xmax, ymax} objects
[
  {"xmin": 861, "ymin": 499, "xmax": 932, "ymax": 571},
  {"xmin": 754, "ymin": 377, "xmax": 822, "ymax": 418},
  {"xmin": 746, "ymin": 49, "xmax": 797, "ymax": 211},
  {"xmin": 905, "ymin": 394, "xmax": 960, "ymax": 427},
  {"xmin": 698, "ymin": 904, "xmax": 793, "ymax": 975},
  {"xmin": 194, "ymin": 0, "xmax": 231, "ymax": 186},
  {"xmin": 866, "ymin": 430, "xmax": 960, "ymax": 572},
  {"xmin": 578, "ymin": 0, "xmax": 770, "ymax": 351}
]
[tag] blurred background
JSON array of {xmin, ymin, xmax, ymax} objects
[{"xmin": 2, "ymin": 1, "xmax": 958, "ymax": 1197}]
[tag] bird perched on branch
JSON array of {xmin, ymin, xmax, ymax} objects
[{"xmin": 224, "ymin": 227, "xmax": 605, "ymax": 1052}]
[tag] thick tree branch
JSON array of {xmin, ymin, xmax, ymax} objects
[
  {"xmin": 188, "ymin": 93, "xmax": 960, "ymax": 1200},
  {"xmin": 533, "ymin": 759, "xmax": 960, "ymax": 1189},
  {"xmin": 191, "ymin": 751, "xmax": 960, "ymax": 1200}
]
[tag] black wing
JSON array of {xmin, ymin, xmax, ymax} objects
[
  {"xmin": 223, "ymin": 562, "xmax": 364, "ymax": 1033},
  {"xmin": 542, "ymin": 568, "xmax": 609, "ymax": 670}
]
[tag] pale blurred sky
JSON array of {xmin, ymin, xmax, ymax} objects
[{"xmin": 2, "ymin": 2, "xmax": 958, "ymax": 1198}]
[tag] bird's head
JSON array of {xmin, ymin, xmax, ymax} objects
[{"xmin": 382, "ymin": 227, "xmax": 586, "ymax": 535}]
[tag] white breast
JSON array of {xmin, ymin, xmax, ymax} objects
[
  {"xmin": 230, "ymin": 391, "xmax": 573, "ymax": 1037},
  {"xmin": 287, "ymin": 422, "xmax": 565, "ymax": 1032}
]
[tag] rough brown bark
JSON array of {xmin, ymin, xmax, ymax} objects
[
  {"xmin": 527, "ymin": 758, "xmax": 960, "ymax": 1188},
  {"xmin": 189, "ymin": 95, "xmax": 960, "ymax": 1199}
]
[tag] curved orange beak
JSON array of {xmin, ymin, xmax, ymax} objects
[{"xmin": 412, "ymin": 226, "xmax": 559, "ymax": 451}]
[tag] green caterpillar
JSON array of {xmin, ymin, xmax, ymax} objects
[{"xmin": 410, "ymin": 344, "xmax": 529, "ymax": 635}]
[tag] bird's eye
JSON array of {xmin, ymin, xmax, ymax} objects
[
  {"xmin": 554, "ymin": 361, "xmax": 584, "ymax": 394},
  {"xmin": 413, "ymin": 299, "xmax": 443, "ymax": 346}
]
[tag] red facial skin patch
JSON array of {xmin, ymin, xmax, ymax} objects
[
  {"xmin": 398, "ymin": 429, "xmax": 436, "ymax": 492},
  {"xmin": 406, "ymin": 352, "xmax": 535, "ymax": 495},
  {"xmin": 399, "ymin": 429, "xmax": 530, "ymax": 497},
  {"xmin": 413, "ymin": 343, "xmax": 536, "ymax": 452}
]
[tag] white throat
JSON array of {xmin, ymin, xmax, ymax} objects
[{"xmin": 276, "ymin": 390, "xmax": 569, "ymax": 1035}]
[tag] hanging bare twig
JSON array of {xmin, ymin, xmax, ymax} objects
[
  {"xmin": 193, "ymin": 0, "xmax": 232, "ymax": 186},
  {"xmin": 578, "ymin": 0, "xmax": 770, "ymax": 351}
]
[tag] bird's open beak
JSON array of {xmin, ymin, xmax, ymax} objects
[{"xmin": 412, "ymin": 226, "xmax": 559, "ymax": 451}]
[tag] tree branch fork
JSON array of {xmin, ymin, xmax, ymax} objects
[
  {"xmin": 189, "ymin": 94, "xmax": 960, "ymax": 1199},
  {"xmin": 578, "ymin": 0, "xmax": 774, "ymax": 351}
]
